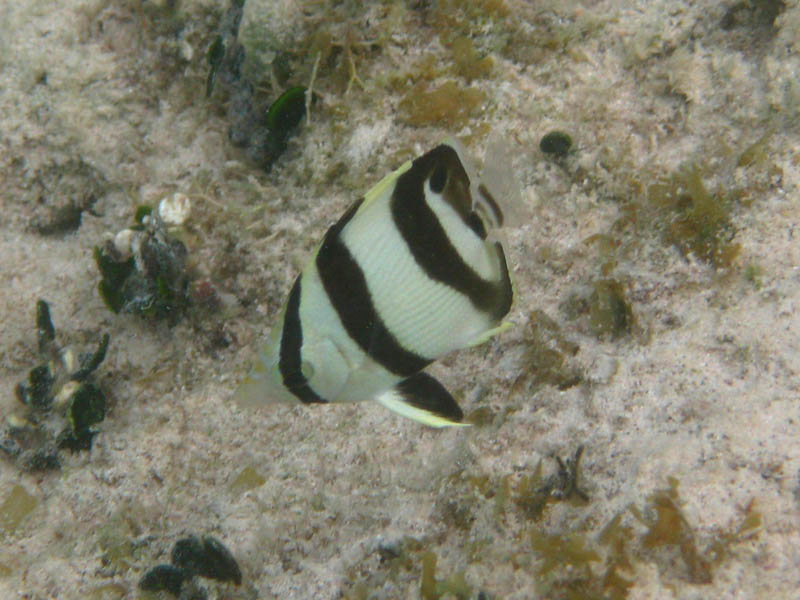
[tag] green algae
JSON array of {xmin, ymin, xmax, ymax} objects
[
  {"xmin": 94, "ymin": 246, "xmax": 135, "ymax": 314},
  {"xmin": 35, "ymin": 299, "xmax": 56, "ymax": 354},
  {"xmin": 494, "ymin": 474, "xmax": 511, "ymax": 523},
  {"xmin": 465, "ymin": 405, "xmax": 496, "ymax": 426},
  {"xmin": 95, "ymin": 509, "xmax": 145, "ymax": 573},
  {"xmin": 596, "ymin": 514, "xmax": 636, "ymax": 600},
  {"xmin": 338, "ymin": 466, "xmax": 760, "ymax": 598},
  {"xmin": 420, "ymin": 550, "xmax": 438, "ymax": 600},
  {"xmin": 206, "ymin": 34, "xmax": 225, "ymax": 97},
  {"xmin": 737, "ymin": 131, "xmax": 773, "ymax": 168},
  {"xmin": 265, "ymin": 86, "xmax": 308, "ymax": 135},
  {"xmin": 630, "ymin": 477, "xmax": 761, "ymax": 585},
  {"xmin": 139, "ymin": 534, "xmax": 242, "ymax": 597},
  {"xmin": 438, "ymin": 498, "xmax": 475, "ymax": 532},
  {"xmin": 530, "ymin": 529, "xmax": 601, "ymax": 576},
  {"xmin": 632, "ymin": 479, "xmax": 711, "ymax": 584},
  {"xmin": 0, "ymin": 485, "xmax": 37, "ymax": 536},
  {"xmin": 64, "ymin": 382, "xmax": 106, "ymax": 450},
  {"xmin": 139, "ymin": 564, "xmax": 186, "ymax": 596},
  {"xmin": 399, "ymin": 81, "xmax": 486, "ymax": 128},
  {"xmin": 450, "ymin": 36, "xmax": 494, "ymax": 81},
  {"xmin": 15, "ymin": 363, "xmax": 55, "ymax": 410},
  {"xmin": 171, "ymin": 535, "xmax": 242, "ymax": 584},
  {"xmin": 514, "ymin": 310, "xmax": 582, "ymax": 395},
  {"xmin": 525, "ymin": 476, "xmax": 761, "ymax": 598},
  {"xmin": 516, "ymin": 447, "xmax": 590, "ymax": 522},
  {"xmin": 229, "ymin": 465, "xmax": 266, "ymax": 497},
  {"xmin": 72, "ymin": 333, "xmax": 110, "ymax": 382},
  {"xmin": 134, "ymin": 204, "xmax": 153, "ymax": 226},
  {"xmin": 420, "ymin": 550, "xmax": 471, "ymax": 600},
  {"xmin": 423, "ymin": 0, "xmax": 510, "ymax": 43},
  {"xmin": 588, "ymin": 280, "xmax": 634, "ymax": 340},
  {"xmin": 648, "ymin": 167, "xmax": 740, "ymax": 268}
]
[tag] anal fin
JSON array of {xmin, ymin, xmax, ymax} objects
[{"xmin": 376, "ymin": 373, "xmax": 469, "ymax": 428}]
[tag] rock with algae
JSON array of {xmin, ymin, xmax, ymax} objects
[
  {"xmin": 94, "ymin": 206, "xmax": 190, "ymax": 325},
  {"xmin": 139, "ymin": 534, "xmax": 242, "ymax": 597},
  {"xmin": 2, "ymin": 300, "xmax": 110, "ymax": 469},
  {"xmin": 206, "ymin": 0, "xmax": 311, "ymax": 169}
]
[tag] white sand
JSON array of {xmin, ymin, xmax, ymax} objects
[{"xmin": 1, "ymin": 0, "xmax": 798, "ymax": 598}]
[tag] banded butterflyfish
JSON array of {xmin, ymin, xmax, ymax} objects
[{"xmin": 235, "ymin": 139, "xmax": 516, "ymax": 427}]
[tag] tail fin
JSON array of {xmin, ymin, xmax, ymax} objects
[
  {"xmin": 233, "ymin": 350, "xmax": 291, "ymax": 409},
  {"xmin": 233, "ymin": 372, "xmax": 269, "ymax": 409}
]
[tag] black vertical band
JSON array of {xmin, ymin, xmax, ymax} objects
[
  {"xmin": 316, "ymin": 199, "xmax": 432, "ymax": 377},
  {"xmin": 278, "ymin": 278, "xmax": 327, "ymax": 403}
]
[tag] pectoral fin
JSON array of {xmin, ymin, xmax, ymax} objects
[
  {"xmin": 466, "ymin": 320, "xmax": 512, "ymax": 347},
  {"xmin": 376, "ymin": 372, "xmax": 469, "ymax": 428}
]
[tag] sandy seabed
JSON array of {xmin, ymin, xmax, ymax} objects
[{"xmin": 1, "ymin": 1, "xmax": 799, "ymax": 598}]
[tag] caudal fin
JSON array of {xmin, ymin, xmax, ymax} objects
[
  {"xmin": 233, "ymin": 369, "xmax": 272, "ymax": 410},
  {"xmin": 233, "ymin": 355, "xmax": 292, "ymax": 409}
]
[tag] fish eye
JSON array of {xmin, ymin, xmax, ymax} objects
[{"xmin": 429, "ymin": 165, "xmax": 448, "ymax": 194}]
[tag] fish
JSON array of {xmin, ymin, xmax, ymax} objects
[{"xmin": 235, "ymin": 138, "xmax": 515, "ymax": 427}]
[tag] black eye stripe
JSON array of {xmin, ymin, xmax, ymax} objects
[{"xmin": 429, "ymin": 165, "xmax": 447, "ymax": 193}]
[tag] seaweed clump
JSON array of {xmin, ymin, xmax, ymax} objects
[
  {"xmin": 1, "ymin": 300, "xmax": 110, "ymax": 470},
  {"xmin": 512, "ymin": 310, "xmax": 582, "ymax": 397},
  {"xmin": 528, "ymin": 477, "xmax": 762, "ymax": 598},
  {"xmin": 139, "ymin": 534, "xmax": 242, "ymax": 597},
  {"xmin": 420, "ymin": 550, "xmax": 472, "ymax": 600},
  {"xmin": 648, "ymin": 167, "xmax": 740, "ymax": 268},
  {"xmin": 341, "ymin": 460, "xmax": 760, "ymax": 598},
  {"xmin": 630, "ymin": 477, "xmax": 761, "ymax": 584},
  {"xmin": 340, "ymin": 536, "xmax": 490, "ymax": 600},
  {"xmin": 631, "ymin": 477, "xmax": 712, "ymax": 584},
  {"xmin": 399, "ymin": 81, "xmax": 486, "ymax": 129},
  {"xmin": 449, "ymin": 36, "xmax": 494, "ymax": 81},
  {"xmin": 588, "ymin": 280, "xmax": 634, "ymax": 340},
  {"xmin": 559, "ymin": 279, "xmax": 635, "ymax": 342},
  {"xmin": 516, "ymin": 446, "xmax": 590, "ymax": 522},
  {"xmin": 94, "ymin": 202, "xmax": 190, "ymax": 325}
]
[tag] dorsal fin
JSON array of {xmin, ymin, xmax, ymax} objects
[{"xmin": 446, "ymin": 135, "xmax": 525, "ymax": 230}]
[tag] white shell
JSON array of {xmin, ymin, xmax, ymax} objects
[
  {"xmin": 158, "ymin": 193, "xmax": 192, "ymax": 226},
  {"xmin": 61, "ymin": 347, "xmax": 77, "ymax": 373},
  {"xmin": 113, "ymin": 229, "xmax": 136, "ymax": 259},
  {"xmin": 55, "ymin": 381, "xmax": 81, "ymax": 408}
]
